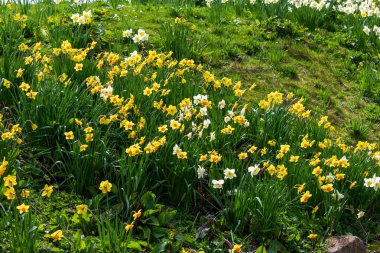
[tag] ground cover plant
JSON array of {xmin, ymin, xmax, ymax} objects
[{"xmin": 0, "ymin": 0, "xmax": 379, "ymax": 252}]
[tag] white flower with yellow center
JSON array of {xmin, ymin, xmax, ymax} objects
[
  {"xmin": 224, "ymin": 168, "xmax": 236, "ymax": 179},
  {"xmin": 248, "ymin": 165, "xmax": 260, "ymax": 176},
  {"xmin": 197, "ymin": 166, "xmax": 206, "ymax": 179},
  {"xmin": 212, "ymin": 179, "xmax": 224, "ymax": 189}
]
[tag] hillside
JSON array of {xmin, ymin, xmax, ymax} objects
[{"xmin": 0, "ymin": 1, "xmax": 379, "ymax": 252}]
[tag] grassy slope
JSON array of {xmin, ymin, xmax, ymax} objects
[
  {"xmin": 82, "ymin": 2, "xmax": 379, "ymax": 142},
  {"xmin": 1, "ymin": 2, "xmax": 380, "ymax": 251}
]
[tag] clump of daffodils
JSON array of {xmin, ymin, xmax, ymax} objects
[
  {"xmin": 132, "ymin": 29, "xmax": 149, "ymax": 43},
  {"xmin": 361, "ymin": 25, "xmax": 380, "ymax": 38},
  {"xmin": 172, "ymin": 144, "xmax": 187, "ymax": 159},
  {"xmin": 122, "ymin": 28, "xmax": 149, "ymax": 44},
  {"xmin": 337, "ymin": 0, "xmax": 380, "ymax": 18},
  {"xmin": 288, "ymin": 0, "xmax": 328, "ymax": 10},
  {"xmin": 71, "ymin": 10, "xmax": 92, "ymax": 25},
  {"xmin": 74, "ymin": 0, "xmax": 83, "ymax": 6},
  {"xmin": 122, "ymin": 29, "xmax": 133, "ymax": 38},
  {"xmin": 364, "ymin": 174, "xmax": 380, "ymax": 191}
]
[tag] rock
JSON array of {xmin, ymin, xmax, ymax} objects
[{"xmin": 327, "ymin": 235, "xmax": 366, "ymax": 253}]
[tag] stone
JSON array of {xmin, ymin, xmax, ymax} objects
[{"xmin": 327, "ymin": 235, "xmax": 366, "ymax": 253}]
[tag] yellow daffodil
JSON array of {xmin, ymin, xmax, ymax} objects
[
  {"xmin": 125, "ymin": 223, "xmax": 134, "ymax": 232},
  {"xmin": 4, "ymin": 187, "xmax": 16, "ymax": 200},
  {"xmin": 21, "ymin": 189, "xmax": 30, "ymax": 198},
  {"xmin": 300, "ymin": 191, "xmax": 312, "ymax": 203},
  {"xmin": 4, "ymin": 174, "xmax": 17, "ymax": 187},
  {"xmin": 74, "ymin": 63, "xmax": 83, "ymax": 71},
  {"xmin": 238, "ymin": 152, "xmax": 248, "ymax": 160},
  {"xmin": 232, "ymin": 244, "xmax": 242, "ymax": 252},
  {"xmin": 16, "ymin": 203, "xmax": 30, "ymax": 214},
  {"xmin": 133, "ymin": 209, "xmax": 142, "ymax": 220},
  {"xmin": 50, "ymin": 230, "xmax": 64, "ymax": 241},
  {"xmin": 99, "ymin": 180, "xmax": 112, "ymax": 193},
  {"xmin": 64, "ymin": 131, "xmax": 74, "ymax": 140},
  {"xmin": 321, "ymin": 183, "xmax": 334, "ymax": 193},
  {"xmin": 41, "ymin": 184, "xmax": 54, "ymax": 197},
  {"xmin": 76, "ymin": 204, "xmax": 88, "ymax": 215}
]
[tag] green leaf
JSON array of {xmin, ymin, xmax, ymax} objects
[
  {"xmin": 268, "ymin": 240, "xmax": 286, "ymax": 253},
  {"xmin": 172, "ymin": 241, "xmax": 182, "ymax": 252},
  {"xmin": 143, "ymin": 209, "xmax": 160, "ymax": 217},
  {"xmin": 158, "ymin": 210, "xmax": 177, "ymax": 226},
  {"xmin": 141, "ymin": 191, "xmax": 156, "ymax": 210},
  {"xmin": 147, "ymin": 216, "xmax": 160, "ymax": 226},
  {"xmin": 140, "ymin": 226, "xmax": 151, "ymax": 241},
  {"xmin": 151, "ymin": 242, "xmax": 167, "ymax": 253},
  {"xmin": 73, "ymin": 230, "xmax": 82, "ymax": 241},
  {"xmin": 136, "ymin": 240, "xmax": 148, "ymax": 247},
  {"xmin": 256, "ymin": 245, "xmax": 267, "ymax": 253},
  {"xmin": 72, "ymin": 213, "xmax": 80, "ymax": 224},
  {"xmin": 151, "ymin": 227, "xmax": 168, "ymax": 239},
  {"xmin": 127, "ymin": 241, "xmax": 143, "ymax": 251},
  {"xmin": 175, "ymin": 233, "xmax": 195, "ymax": 244}
]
